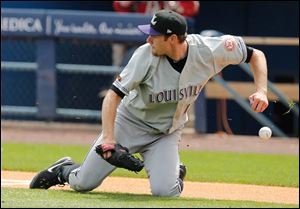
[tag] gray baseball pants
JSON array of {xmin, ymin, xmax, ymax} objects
[{"xmin": 68, "ymin": 105, "xmax": 183, "ymax": 197}]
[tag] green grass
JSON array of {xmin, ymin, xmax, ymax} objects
[
  {"xmin": 1, "ymin": 188, "xmax": 298, "ymax": 208},
  {"xmin": 181, "ymin": 150, "xmax": 299, "ymax": 187},
  {"xmin": 1, "ymin": 142, "xmax": 298, "ymax": 187}
]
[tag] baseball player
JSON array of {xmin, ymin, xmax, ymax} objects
[{"xmin": 30, "ymin": 10, "xmax": 269, "ymax": 197}]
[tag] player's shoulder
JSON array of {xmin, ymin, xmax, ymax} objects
[
  {"xmin": 187, "ymin": 34, "xmax": 243, "ymax": 49},
  {"xmin": 187, "ymin": 34, "xmax": 228, "ymax": 44},
  {"xmin": 186, "ymin": 34, "xmax": 205, "ymax": 45},
  {"xmin": 186, "ymin": 34, "xmax": 221, "ymax": 49},
  {"xmin": 134, "ymin": 43, "xmax": 152, "ymax": 55},
  {"xmin": 131, "ymin": 43, "xmax": 159, "ymax": 67}
]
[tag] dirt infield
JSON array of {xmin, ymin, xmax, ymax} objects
[
  {"xmin": 1, "ymin": 120, "xmax": 299, "ymax": 204},
  {"xmin": 1, "ymin": 170, "xmax": 299, "ymax": 204}
]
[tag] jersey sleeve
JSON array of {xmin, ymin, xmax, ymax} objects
[
  {"xmin": 112, "ymin": 44, "xmax": 152, "ymax": 96},
  {"xmin": 205, "ymin": 35, "xmax": 247, "ymax": 74}
]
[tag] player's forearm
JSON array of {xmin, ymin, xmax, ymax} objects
[
  {"xmin": 101, "ymin": 89, "xmax": 122, "ymax": 144},
  {"xmin": 249, "ymin": 49, "xmax": 268, "ymax": 95}
]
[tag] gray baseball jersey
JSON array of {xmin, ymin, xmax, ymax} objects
[{"xmin": 113, "ymin": 34, "xmax": 247, "ymax": 134}]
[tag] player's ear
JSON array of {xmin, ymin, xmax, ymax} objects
[{"xmin": 170, "ymin": 34, "xmax": 178, "ymax": 43}]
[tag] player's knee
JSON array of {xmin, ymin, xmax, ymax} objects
[
  {"xmin": 151, "ymin": 183, "xmax": 181, "ymax": 197},
  {"xmin": 69, "ymin": 175, "xmax": 100, "ymax": 192},
  {"xmin": 70, "ymin": 180, "xmax": 98, "ymax": 192}
]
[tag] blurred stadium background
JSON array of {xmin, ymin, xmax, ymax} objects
[{"xmin": 1, "ymin": 1, "xmax": 299, "ymax": 138}]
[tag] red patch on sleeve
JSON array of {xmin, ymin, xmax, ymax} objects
[{"xmin": 224, "ymin": 38, "xmax": 236, "ymax": 51}]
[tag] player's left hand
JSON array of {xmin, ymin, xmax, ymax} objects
[
  {"xmin": 95, "ymin": 143, "xmax": 144, "ymax": 172},
  {"xmin": 249, "ymin": 91, "xmax": 269, "ymax": 112}
]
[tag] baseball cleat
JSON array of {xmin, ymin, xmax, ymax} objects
[
  {"xmin": 178, "ymin": 163, "xmax": 187, "ymax": 193},
  {"xmin": 179, "ymin": 163, "xmax": 187, "ymax": 181},
  {"xmin": 29, "ymin": 157, "xmax": 74, "ymax": 189}
]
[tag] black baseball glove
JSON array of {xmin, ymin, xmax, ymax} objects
[{"xmin": 95, "ymin": 143, "xmax": 144, "ymax": 172}]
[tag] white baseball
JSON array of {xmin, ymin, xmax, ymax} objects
[{"xmin": 259, "ymin": 127, "xmax": 272, "ymax": 139}]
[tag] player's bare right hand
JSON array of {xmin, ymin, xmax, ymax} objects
[{"xmin": 249, "ymin": 91, "xmax": 269, "ymax": 112}]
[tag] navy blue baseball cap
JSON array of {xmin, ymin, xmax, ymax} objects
[{"xmin": 138, "ymin": 10, "xmax": 187, "ymax": 36}]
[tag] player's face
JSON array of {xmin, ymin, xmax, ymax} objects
[{"xmin": 147, "ymin": 35, "xmax": 170, "ymax": 56}]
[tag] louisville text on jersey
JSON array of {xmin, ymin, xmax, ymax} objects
[{"xmin": 149, "ymin": 85, "xmax": 202, "ymax": 103}]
